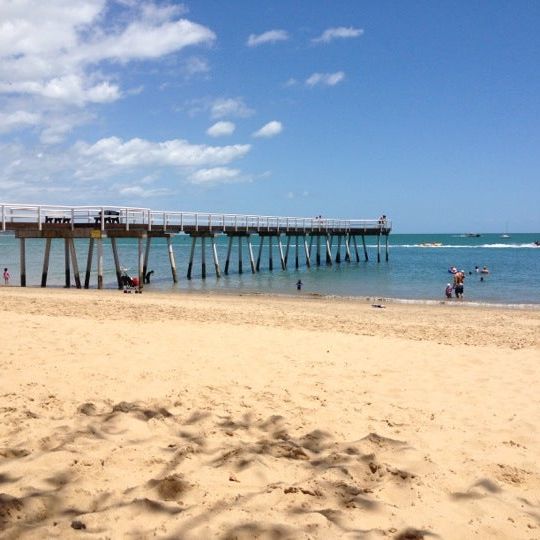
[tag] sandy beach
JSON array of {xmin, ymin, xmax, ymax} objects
[{"xmin": 0, "ymin": 288, "xmax": 539, "ymax": 539}]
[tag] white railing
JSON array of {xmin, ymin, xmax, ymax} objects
[{"xmin": 0, "ymin": 203, "xmax": 391, "ymax": 233}]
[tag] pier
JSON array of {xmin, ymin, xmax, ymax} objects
[{"xmin": 1, "ymin": 204, "xmax": 392, "ymax": 289}]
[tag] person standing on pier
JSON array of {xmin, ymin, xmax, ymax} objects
[{"xmin": 3, "ymin": 268, "xmax": 10, "ymax": 285}]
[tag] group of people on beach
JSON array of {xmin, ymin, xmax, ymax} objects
[{"xmin": 445, "ymin": 265, "xmax": 490, "ymax": 299}]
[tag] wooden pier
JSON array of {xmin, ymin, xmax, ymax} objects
[{"xmin": 1, "ymin": 204, "xmax": 392, "ymax": 289}]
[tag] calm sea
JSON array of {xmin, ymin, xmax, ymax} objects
[{"xmin": 1, "ymin": 233, "xmax": 539, "ymax": 306}]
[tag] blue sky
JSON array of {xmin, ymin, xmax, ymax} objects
[{"xmin": 1, "ymin": 1, "xmax": 539, "ymax": 232}]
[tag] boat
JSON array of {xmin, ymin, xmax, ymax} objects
[
  {"xmin": 464, "ymin": 233, "xmax": 481, "ymax": 238},
  {"xmin": 500, "ymin": 234, "xmax": 510, "ymax": 238}
]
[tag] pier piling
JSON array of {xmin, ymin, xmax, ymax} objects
[
  {"xmin": 84, "ymin": 238, "xmax": 94, "ymax": 289},
  {"xmin": 64, "ymin": 239, "xmax": 70, "ymax": 288},
  {"xmin": 41, "ymin": 238, "xmax": 51, "ymax": 287},
  {"xmin": 68, "ymin": 238, "xmax": 81, "ymax": 288},
  {"xmin": 167, "ymin": 236, "xmax": 178, "ymax": 283},
  {"xmin": 111, "ymin": 237, "xmax": 122, "ymax": 289}
]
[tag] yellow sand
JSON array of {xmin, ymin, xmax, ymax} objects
[{"xmin": 0, "ymin": 288, "xmax": 539, "ymax": 539}]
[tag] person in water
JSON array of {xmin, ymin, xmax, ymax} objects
[
  {"xmin": 453, "ymin": 270, "xmax": 465, "ymax": 299},
  {"xmin": 480, "ymin": 266, "xmax": 490, "ymax": 274},
  {"xmin": 445, "ymin": 283, "xmax": 453, "ymax": 299},
  {"xmin": 296, "ymin": 279, "xmax": 303, "ymax": 291}
]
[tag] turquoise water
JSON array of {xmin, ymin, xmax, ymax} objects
[{"xmin": 1, "ymin": 233, "xmax": 539, "ymax": 305}]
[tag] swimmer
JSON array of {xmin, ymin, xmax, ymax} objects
[
  {"xmin": 445, "ymin": 283, "xmax": 453, "ymax": 299},
  {"xmin": 480, "ymin": 266, "xmax": 490, "ymax": 274}
]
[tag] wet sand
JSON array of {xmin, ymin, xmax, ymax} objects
[{"xmin": 1, "ymin": 288, "xmax": 539, "ymax": 539}]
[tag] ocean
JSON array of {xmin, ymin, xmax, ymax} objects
[{"xmin": 1, "ymin": 233, "xmax": 539, "ymax": 306}]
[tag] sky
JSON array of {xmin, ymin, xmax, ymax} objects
[{"xmin": 0, "ymin": 0, "xmax": 539, "ymax": 233}]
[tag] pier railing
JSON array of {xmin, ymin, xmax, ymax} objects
[{"xmin": 1, "ymin": 203, "xmax": 391, "ymax": 233}]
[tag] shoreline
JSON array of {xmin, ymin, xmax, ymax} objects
[{"xmin": 2, "ymin": 283, "xmax": 540, "ymax": 311}]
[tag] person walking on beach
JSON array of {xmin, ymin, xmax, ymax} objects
[{"xmin": 3, "ymin": 268, "xmax": 9, "ymax": 286}]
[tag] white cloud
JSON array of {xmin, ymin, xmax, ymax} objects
[
  {"xmin": 312, "ymin": 26, "xmax": 363, "ymax": 44},
  {"xmin": 188, "ymin": 167, "xmax": 242, "ymax": 185},
  {"xmin": 207, "ymin": 121, "xmax": 236, "ymax": 137},
  {"xmin": 0, "ymin": 110, "xmax": 41, "ymax": 133},
  {"xmin": 0, "ymin": 135, "xmax": 252, "ymax": 198},
  {"xmin": 252, "ymin": 121, "xmax": 283, "ymax": 138},
  {"xmin": 306, "ymin": 71, "xmax": 345, "ymax": 87},
  {"xmin": 183, "ymin": 56, "xmax": 210, "ymax": 77},
  {"xmin": 0, "ymin": 1, "xmax": 216, "ymax": 140},
  {"xmin": 210, "ymin": 97, "xmax": 254, "ymax": 119},
  {"xmin": 0, "ymin": 75, "xmax": 121, "ymax": 106},
  {"xmin": 117, "ymin": 185, "xmax": 171, "ymax": 198},
  {"xmin": 247, "ymin": 29, "xmax": 289, "ymax": 47},
  {"xmin": 79, "ymin": 18, "xmax": 215, "ymax": 63},
  {"xmin": 74, "ymin": 136, "xmax": 251, "ymax": 175}
]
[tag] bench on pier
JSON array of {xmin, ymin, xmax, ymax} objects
[
  {"xmin": 45, "ymin": 216, "xmax": 71, "ymax": 224},
  {"xmin": 94, "ymin": 210, "xmax": 120, "ymax": 224}
]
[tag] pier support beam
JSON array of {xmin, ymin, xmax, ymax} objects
[
  {"xmin": 224, "ymin": 235, "xmax": 233, "ymax": 275},
  {"xmin": 64, "ymin": 238, "xmax": 71, "ymax": 288},
  {"xmin": 284, "ymin": 236, "xmax": 291, "ymax": 267},
  {"xmin": 41, "ymin": 238, "xmax": 51, "ymax": 287},
  {"xmin": 201, "ymin": 237, "xmax": 207, "ymax": 279},
  {"xmin": 138, "ymin": 236, "xmax": 144, "ymax": 288},
  {"xmin": 19, "ymin": 238, "xmax": 26, "ymax": 287},
  {"xmin": 111, "ymin": 237, "xmax": 122, "ymax": 289},
  {"xmin": 256, "ymin": 236, "xmax": 264, "ymax": 271},
  {"xmin": 68, "ymin": 238, "xmax": 81, "ymax": 289},
  {"xmin": 325, "ymin": 235, "xmax": 333, "ymax": 265},
  {"xmin": 187, "ymin": 236, "xmax": 196, "ymax": 279},
  {"xmin": 385, "ymin": 235, "xmax": 389, "ymax": 262},
  {"xmin": 304, "ymin": 236, "xmax": 311, "ymax": 268},
  {"xmin": 361, "ymin": 235, "xmax": 369, "ymax": 262},
  {"xmin": 167, "ymin": 236, "xmax": 178, "ymax": 283},
  {"xmin": 143, "ymin": 237, "xmax": 151, "ymax": 280},
  {"xmin": 247, "ymin": 237, "xmax": 256, "ymax": 273},
  {"xmin": 352, "ymin": 235, "xmax": 360, "ymax": 262},
  {"xmin": 85, "ymin": 238, "xmax": 94, "ymax": 289},
  {"xmin": 268, "ymin": 235, "xmax": 273, "ymax": 271},
  {"xmin": 212, "ymin": 237, "xmax": 221, "ymax": 277},
  {"xmin": 237, "ymin": 236, "xmax": 242, "ymax": 274},
  {"xmin": 316, "ymin": 236, "xmax": 321, "ymax": 266},
  {"xmin": 335, "ymin": 235, "xmax": 342, "ymax": 263},
  {"xmin": 278, "ymin": 236, "xmax": 286, "ymax": 270},
  {"xmin": 377, "ymin": 233, "xmax": 381, "ymax": 263},
  {"xmin": 295, "ymin": 235, "xmax": 299, "ymax": 269},
  {"xmin": 345, "ymin": 234, "xmax": 351, "ymax": 262},
  {"xmin": 97, "ymin": 238, "xmax": 104, "ymax": 289}
]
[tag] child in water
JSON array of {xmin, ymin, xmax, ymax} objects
[{"xmin": 445, "ymin": 283, "xmax": 453, "ymax": 299}]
